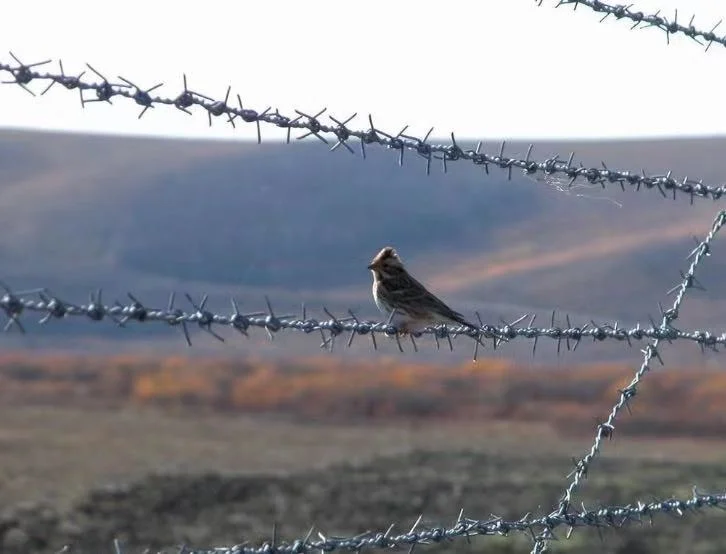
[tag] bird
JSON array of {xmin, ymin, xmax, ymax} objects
[{"xmin": 367, "ymin": 246, "xmax": 479, "ymax": 335}]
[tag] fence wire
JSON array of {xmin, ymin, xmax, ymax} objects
[
  {"xmin": 131, "ymin": 489, "xmax": 726, "ymax": 554},
  {"xmin": 2, "ymin": 283, "xmax": 726, "ymax": 360},
  {"xmin": 531, "ymin": 208, "xmax": 726, "ymax": 553},
  {"xmin": 2, "ymin": 1, "xmax": 726, "ymax": 553},
  {"xmin": 541, "ymin": 0, "xmax": 726, "ymax": 51},
  {"xmin": 1, "ymin": 54, "xmax": 725, "ymax": 203}
]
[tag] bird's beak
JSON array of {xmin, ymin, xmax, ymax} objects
[{"xmin": 367, "ymin": 263, "xmax": 374, "ymax": 270}]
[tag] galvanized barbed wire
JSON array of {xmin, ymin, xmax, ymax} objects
[
  {"xmin": 530, "ymin": 208, "xmax": 726, "ymax": 554},
  {"xmin": 3, "ymin": 283, "xmax": 726, "ymax": 360},
  {"xmin": 541, "ymin": 0, "xmax": 726, "ymax": 52},
  {"xmin": 101, "ymin": 488, "xmax": 724, "ymax": 554},
  {"xmin": 2, "ymin": 4, "xmax": 726, "ymax": 553},
  {"xmin": 2, "ymin": 52, "xmax": 726, "ymax": 203},
  {"xmin": 46, "ymin": 489, "xmax": 726, "ymax": 553}
]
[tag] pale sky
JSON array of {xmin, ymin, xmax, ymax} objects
[{"xmin": 1, "ymin": 0, "xmax": 725, "ymax": 142}]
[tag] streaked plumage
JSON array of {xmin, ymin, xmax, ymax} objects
[{"xmin": 368, "ymin": 246, "xmax": 477, "ymax": 334}]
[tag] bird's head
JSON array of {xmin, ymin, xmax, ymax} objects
[{"xmin": 368, "ymin": 246, "xmax": 404, "ymax": 275}]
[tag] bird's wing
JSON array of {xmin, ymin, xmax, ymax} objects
[{"xmin": 392, "ymin": 273, "xmax": 473, "ymax": 326}]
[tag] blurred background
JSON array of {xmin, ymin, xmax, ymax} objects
[{"xmin": 0, "ymin": 129, "xmax": 725, "ymax": 553}]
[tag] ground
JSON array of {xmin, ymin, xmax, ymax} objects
[{"xmin": 0, "ymin": 405, "xmax": 724, "ymax": 553}]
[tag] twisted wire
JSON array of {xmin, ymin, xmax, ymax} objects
[
  {"xmin": 2, "ymin": 284, "xmax": 726, "ymax": 359},
  {"xmin": 168, "ymin": 489, "xmax": 726, "ymax": 554},
  {"xmin": 531, "ymin": 209, "xmax": 726, "ymax": 553},
  {"xmin": 542, "ymin": 0, "xmax": 726, "ymax": 52},
  {"xmin": 1, "ymin": 52, "xmax": 725, "ymax": 203}
]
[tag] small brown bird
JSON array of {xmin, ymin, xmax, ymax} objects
[{"xmin": 368, "ymin": 246, "xmax": 478, "ymax": 334}]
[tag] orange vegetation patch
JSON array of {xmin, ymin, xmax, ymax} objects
[{"xmin": 0, "ymin": 352, "xmax": 722, "ymax": 438}]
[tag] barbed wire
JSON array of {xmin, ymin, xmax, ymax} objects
[
  {"xmin": 1, "ymin": 52, "xmax": 726, "ymax": 204},
  {"xmin": 529, "ymin": 209, "xmax": 726, "ymax": 553},
  {"xmin": 541, "ymin": 0, "xmax": 726, "ymax": 52},
  {"xmin": 2, "ymin": 281, "xmax": 725, "ymax": 360},
  {"xmin": 3, "ymin": 2, "xmax": 726, "ymax": 553},
  {"xmin": 140, "ymin": 488, "xmax": 726, "ymax": 554}
]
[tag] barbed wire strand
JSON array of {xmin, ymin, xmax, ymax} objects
[
  {"xmin": 96, "ymin": 489, "xmax": 726, "ymax": 554},
  {"xmin": 539, "ymin": 0, "xmax": 726, "ymax": 52},
  {"xmin": 1, "ymin": 53, "xmax": 725, "ymax": 204},
  {"xmin": 530, "ymin": 208, "xmax": 726, "ymax": 554},
  {"xmin": 2, "ymin": 284, "xmax": 726, "ymax": 360}
]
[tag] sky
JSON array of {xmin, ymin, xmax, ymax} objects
[{"xmin": 1, "ymin": 0, "xmax": 725, "ymax": 142}]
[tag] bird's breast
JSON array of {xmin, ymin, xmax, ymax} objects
[{"xmin": 371, "ymin": 281, "xmax": 388, "ymax": 314}]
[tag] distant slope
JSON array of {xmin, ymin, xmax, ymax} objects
[{"xmin": 1, "ymin": 129, "xmax": 725, "ymax": 361}]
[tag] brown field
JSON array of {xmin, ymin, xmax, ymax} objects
[
  {"xmin": 1, "ymin": 352, "xmax": 726, "ymax": 438},
  {"xmin": 0, "ymin": 353, "xmax": 725, "ymax": 553}
]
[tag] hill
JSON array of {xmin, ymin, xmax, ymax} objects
[{"xmin": 1, "ymin": 129, "xmax": 725, "ymax": 363}]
